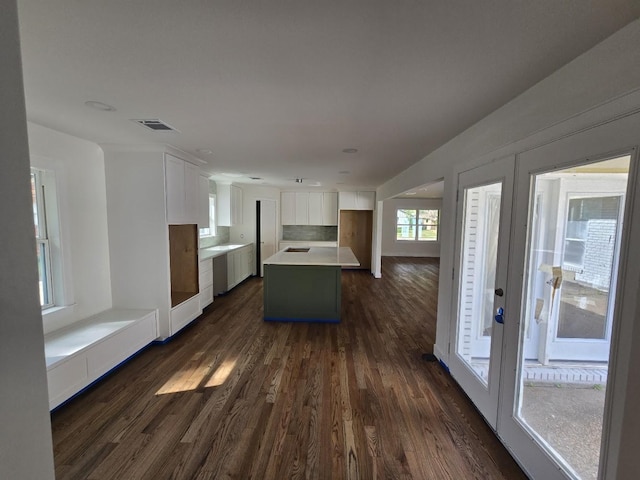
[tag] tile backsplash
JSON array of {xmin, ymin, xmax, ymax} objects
[
  {"xmin": 282, "ymin": 225, "xmax": 338, "ymax": 241},
  {"xmin": 200, "ymin": 227, "xmax": 230, "ymax": 248}
]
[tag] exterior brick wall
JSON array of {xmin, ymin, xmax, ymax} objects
[{"xmin": 575, "ymin": 219, "xmax": 617, "ymax": 290}]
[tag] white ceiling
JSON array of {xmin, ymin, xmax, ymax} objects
[{"xmin": 17, "ymin": 1, "xmax": 640, "ymax": 190}]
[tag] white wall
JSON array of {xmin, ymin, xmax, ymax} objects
[
  {"xmin": 0, "ymin": 2, "xmax": 56, "ymax": 477},
  {"xmin": 381, "ymin": 198, "xmax": 442, "ymax": 257},
  {"xmin": 28, "ymin": 122, "xmax": 112, "ymax": 334},
  {"xmin": 375, "ymin": 19, "xmax": 640, "ymax": 480}
]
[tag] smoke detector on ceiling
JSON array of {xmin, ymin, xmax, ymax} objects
[{"xmin": 132, "ymin": 119, "xmax": 179, "ymax": 132}]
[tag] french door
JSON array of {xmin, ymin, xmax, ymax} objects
[
  {"xmin": 449, "ymin": 156, "xmax": 515, "ymax": 428},
  {"xmin": 450, "ymin": 112, "xmax": 640, "ymax": 479},
  {"xmin": 497, "ymin": 115, "xmax": 639, "ymax": 479}
]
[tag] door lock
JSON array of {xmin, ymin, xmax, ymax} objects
[{"xmin": 495, "ymin": 307, "xmax": 504, "ymax": 324}]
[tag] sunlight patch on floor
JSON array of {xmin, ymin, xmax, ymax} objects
[
  {"xmin": 156, "ymin": 357, "xmax": 237, "ymax": 395},
  {"xmin": 205, "ymin": 359, "xmax": 237, "ymax": 388}
]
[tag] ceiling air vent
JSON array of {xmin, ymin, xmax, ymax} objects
[{"xmin": 132, "ymin": 119, "xmax": 179, "ymax": 132}]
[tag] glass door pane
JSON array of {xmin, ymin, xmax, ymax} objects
[
  {"xmin": 449, "ymin": 155, "xmax": 514, "ymax": 429},
  {"xmin": 515, "ymin": 155, "xmax": 630, "ymax": 479},
  {"xmin": 456, "ymin": 183, "xmax": 502, "ymax": 386}
]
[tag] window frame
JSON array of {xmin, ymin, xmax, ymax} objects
[
  {"xmin": 31, "ymin": 168, "xmax": 55, "ymax": 308},
  {"xmin": 199, "ymin": 193, "xmax": 217, "ymax": 238},
  {"xmin": 396, "ymin": 208, "xmax": 440, "ymax": 242}
]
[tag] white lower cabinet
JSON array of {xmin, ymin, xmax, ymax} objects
[
  {"xmin": 226, "ymin": 245, "xmax": 253, "ymax": 290},
  {"xmin": 45, "ymin": 308, "xmax": 158, "ymax": 410},
  {"xmin": 170, "ymin": 295, "xmax": 202, "ymax": 334},
  {"xmin": 47, "ymin": 356, "xmax": 88, "ymax": 409},
  {"xmin": 199, "ymin": 257, "xmax": 214, "ymax": 309}
]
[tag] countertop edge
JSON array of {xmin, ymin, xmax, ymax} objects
[{"xmin": 199, "ymin": 243, "xmax": 252, "ymax": 260}]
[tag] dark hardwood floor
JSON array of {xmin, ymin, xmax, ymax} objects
[{"xmin": 51, "ymin": 257, "xmax": 527, "ymax": 480}]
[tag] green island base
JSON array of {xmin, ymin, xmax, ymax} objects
[{"xmin": 263, "ymin": 264, "xmax": 342, "ymax": 323}]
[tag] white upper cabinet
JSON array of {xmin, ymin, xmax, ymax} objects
[
  {"xmin": 308, "ymin": 192, "xmax": 323, "ymax": 225},
  {"xmin": 198, "ymin": 175, "xmax": 210, "ymax": 229},
  {"xmin": 281, "ymin": 192, "xmax": 296, "ymax": 225},
  {"xmin": 184, "ymin": 162, "xmax": 200, "ymax": 222},
  {"xmin": 281, "ymin": 191, "xmax": 338, "ymax": 225},
  {"xmin": 218, "ymin": 183, "xmax": 243, "ymax": 226},
  {"xmin": 165, "ymin": 153, "xmax": 201, "ymax": 224},
  {"xmin": 338, "ymin": 191, "xmax": 375, "ymax": 210},
  {"xmin": 295, "ymin": 192, "xmax": 309, "ymax": 225},
  {"xmin": 323, "ymin": 192, "xmax": 338, "ymax": 225}
]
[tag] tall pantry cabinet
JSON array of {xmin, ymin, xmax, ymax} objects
[{"xmin": 104, "ymin": 148, "xmax": 206, "ymax": 340}]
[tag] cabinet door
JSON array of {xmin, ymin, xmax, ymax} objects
[
  {"xmin": 237, "ymin": 248, "xmax": 251, "ymax": 283},
  {"xmin": 308, "ymin": 192, "xmax": 323, "ymax": 225},
  {"xmin": 217, "ymin": 184, "xmax": 232, "ymax": 226},
  {"xmin": 198, "ymin": 175, "xmax": 210, "ymax": 229},
  {"xmin": 357, "ymin": 191, "xmax": 376, "ymax": 210},
  {"xmin": 323, "ymin": 192, "xmax": 338, "ymax": 225},
  {"xmin": 227, "ymin": 251, "xmax": 236, "ymax": 289},
  {"xmin": 231, "ymin": 185, "xmax": 243, "ymax": 225},
  {"xmin": 295, "ymin": 192, "xmax": 309, "ymax": 225},
  {"xmin": 165, "ymin": 155, "xmax": 185, "ymax": 223},
  {"xmin": 184, "ymin": 162, "xmax": 200, "ymax": 224},
  {"xmin": 338, "ymin": 191, "xmax": 357, "ymax": 210},
  {"xmin": 281, "ymin": 192, "xmax": 296, "ymax": 225}
]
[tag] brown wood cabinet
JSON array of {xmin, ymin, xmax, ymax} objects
[{"xmin": 339, "ymin": 210, "xmax": 372, "ymax": 270}]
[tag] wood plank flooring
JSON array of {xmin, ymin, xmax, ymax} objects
[{"xmin": 51, "ymin": 257, "xmax": 527, "ymax": 480}]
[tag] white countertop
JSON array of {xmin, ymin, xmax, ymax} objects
[
  {"xmin": 199, "ymin": 243, "xmax": 252, "ymax": 260},
  {"xmin": 263, "ymin": 246, "xmax": 360, "ymax": 267}
]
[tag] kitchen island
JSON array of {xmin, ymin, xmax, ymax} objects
[{"xmin": 263, "ymin": 247, "xmax": 359, "ymax": 322}]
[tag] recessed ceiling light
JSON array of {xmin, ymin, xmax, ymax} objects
[
  {"xmin": 342, "ymin": 148, "xmax": 358, "ymax": 154},
  {"xmin": 196, "ymin": 148, "xmax": 213, "ymax": 155},
  {"xmin": 249, "ymin": 176, "xmax": 262, "ymax": 180},
  {"xmin": 85, "ymin": 100, "xmax": 116, "ymax": 111},
  {"xmin": 222, "ymin": 172, "xmax": 243, "ymax": 178},
  {"xmin": 405, "ymin": 192, "xmax": 417, "ymax": 196}
]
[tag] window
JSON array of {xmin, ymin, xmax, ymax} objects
[
  {"xmin": 31, "ymin": 168, "xmax": 54, "ymax": 308},
  {"xmin": 396, "ymin": 208, "xmax": 439, "ymax": 241},
  {"xmin": 199, "ymin": 194, "xmax": 217, "ymax": 237}
]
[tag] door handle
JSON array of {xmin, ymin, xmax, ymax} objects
[
  {"xmin": 495, "ymin": 307, "xmax": 504, "ymax": 324},
  {"xmin": 495, "ymin": 288, "xmax": 504, "ymax": 297}
]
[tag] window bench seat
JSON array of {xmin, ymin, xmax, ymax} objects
[{"xmin": 44, "ymin": 308, "xmax": 158, "ymax": 410}]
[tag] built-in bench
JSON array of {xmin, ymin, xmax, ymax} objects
[{"xmin": 44, "ymin": 308, "xmax": 158, "ymax": 410}]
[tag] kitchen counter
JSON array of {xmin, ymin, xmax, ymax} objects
[
  {"xmin": 264, "ymin": 246, "xmax": 359, "ymax": 267},
  {"xmin": 199, "ymin": 243, "xmax": 252, "ymax": 260},
  {"xmin": 263, "ymin": 247, "xmax": 359, "ymax": 323}
]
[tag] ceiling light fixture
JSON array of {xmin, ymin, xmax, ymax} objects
[
  {"xmin": 196, "ymin": 148, "xmax": 213, "ymax": 155},
  {"xmin": 84, "ymin": 100, "xmax": 116, "ymax": 111},
  {"xmin": 295, "ymin": 178, "xmax": 303, "ymax": 183},
  {"xmin": 342, "ymin": 148, "xmax": 358, "ymax": 154}
]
